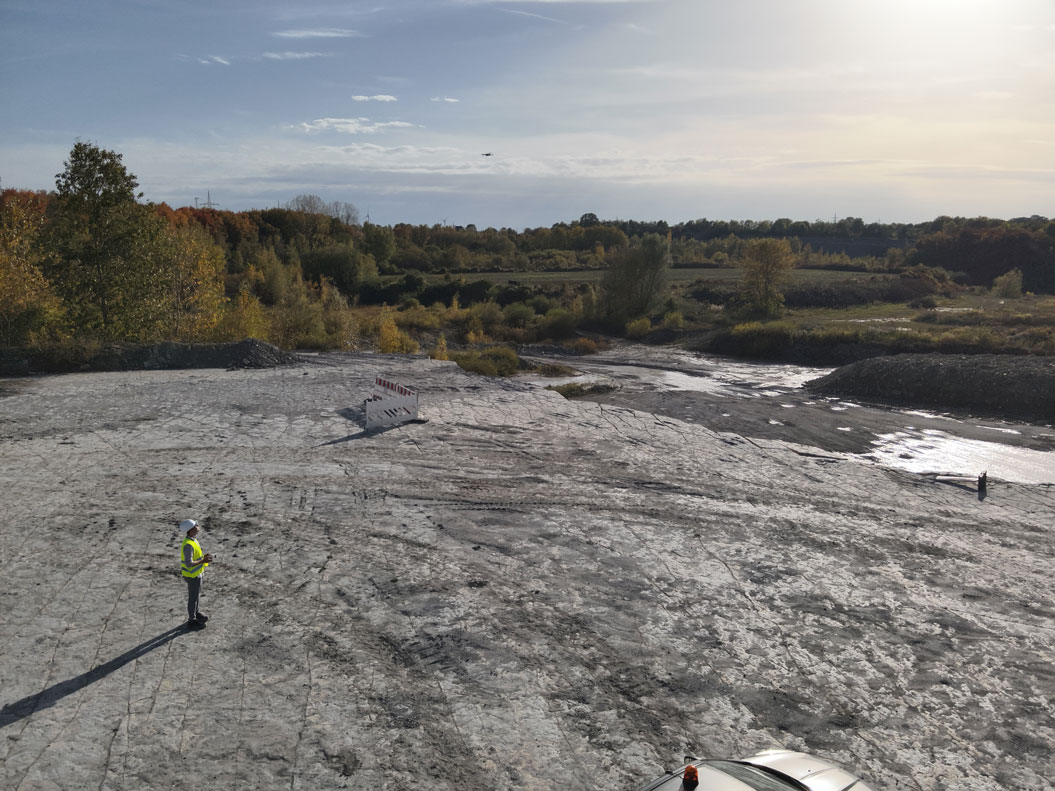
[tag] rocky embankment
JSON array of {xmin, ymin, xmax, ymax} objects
[
  {"xmin": 0, "ymin": 339, "xmax": 299, "ymax": 376},
  {"xmin": 807, "ymin": 353, "xmax": 1055, "ymax": 423}
]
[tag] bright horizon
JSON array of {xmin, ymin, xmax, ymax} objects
[{"xmin": 2, "ymin": 0, "xmax": 1053, "ymax": 228}]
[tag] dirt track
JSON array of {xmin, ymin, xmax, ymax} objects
[{"xmin": 1, "ymin": 352, "xmax": 1053, "ymax": 790}]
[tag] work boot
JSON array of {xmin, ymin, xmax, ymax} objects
[
  {"xmin": 186, "ymin": 619, "xmax": 206, "ymax": 631},
  {"xmin": 195, "ymin": 612, "xmax": 210, "ymax": 623}
]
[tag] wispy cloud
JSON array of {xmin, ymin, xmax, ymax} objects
[
  {"xmin": 431, "ymin": 96, "xmax": 460, "ymax": 103},
  {"xmin": 198, "ymin": 56, "xmax": 231, "ymax": 66},
  {"xmin": 352, "ymin": 95, "xmax": 398, "ymax": 102},
  {"xmin": 503, "ymin": 8, "xmax": 570, "ymax": 25},
  {"xmin": 621, "ymin": 22, "xmax": 657, "ymax": 35},
  {"xmin": 263, "ymin": 51, "xmax": 331, "ymax": 60},
  {"xmin": 273, "ymin": 28, "xmax": 364, "ymax": 38},
  {"xmin": 296, "ymin": 117, "xmax": 416, "ymax": 134}
]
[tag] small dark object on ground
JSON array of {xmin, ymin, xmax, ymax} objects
[
  {"xmin": 535, "ymin": 363, "xmax": 577, "ymax": 377},
  {"xmin": 547, "ymin": 382, "xmax": 618, "ymax": 399}
]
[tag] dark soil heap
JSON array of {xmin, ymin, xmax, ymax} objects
[
  {"xmin": 806, "ymin": 353, "xmax": 1055, "ymax": 423},
  {"xmin": 0, "ymin": 339, "xmax": 300, "ymax": 376}
]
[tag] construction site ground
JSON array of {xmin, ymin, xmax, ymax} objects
[{"xmin": 1, "ymin": 351, "xmax": 1052, "ymax": 790}]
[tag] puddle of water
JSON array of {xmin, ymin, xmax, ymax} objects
[
  {"xmin": 591, "ymin": 352, "xmax": 831, "ymax": 395},
  {"xmin": 656, "ymin": 369, "xmax": 754, "ymax": 397},
  {"xmin": 519, "ymin": 373, "xmax": 608, "ymax": 388},
  {"xmin": 901, "ymin": 409, "xmax": 954, "ymax": 421},
  {"xmin": 978, "ymin": 425, "xmax": 1021, "ymax": 435},
  {"xmin": 865, "ymin": 429, "xmax": 1054, "ymax": 484}
]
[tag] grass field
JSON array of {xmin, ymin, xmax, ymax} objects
[
  {"xmin": 371, "ymin": 265, "xmax": 1054, "ymax": 359},
  {"xmin": 401, "ymin": 266, "xmax": 889, "ymax": 287}
]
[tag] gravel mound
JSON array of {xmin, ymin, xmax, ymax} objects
[
  {"xmin": 96, "ymin": 339, "xmax": 301, "ymax": 371},
  {"xmin": 1, "ymin": 339, "xmax": 300, "ymax": 376},
  {"xmin": 806, "ymin": 353, "xmax": 1055, "ymax": 423}
]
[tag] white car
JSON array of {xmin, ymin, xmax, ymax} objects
[{"xmin": 637, "ymin": 749, "xmax": 877, "ymax": 791}]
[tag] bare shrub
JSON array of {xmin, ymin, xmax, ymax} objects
[{"xmin": 565, "ymin": 337, "xmax": 598, "ymax": 355}]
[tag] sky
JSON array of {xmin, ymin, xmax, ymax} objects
[{"xmin": 2, "ymin": 0, "xmax": 1054, "ymax": 229}]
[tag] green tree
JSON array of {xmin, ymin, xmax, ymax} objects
[
  {"xmin": 318, "ymin": 277, "xmax": 358, "ymax": 348},
  {"xmin": 161, "ymin": 223, "xmax": 227, "ymax": 341},
  {"xmin": 270, "ymin": 270, "xmax": 326, "ymax": 348},
  {"xmin": 301, "ymin": 243, "xmax": 377, "ymax": 296},
  {"xmin": 217, "ymin": 283, "xmax": 268, "ymax": 341},
  {"xmin": 43, "ymin": 142, "xmax": 170, "ymax": 339},
  {"xmin": 256, "ymin": 248, "xmax": 290, "ymax": 305},
  {"xmin": 429, "ymin": 333, "xmax": 449, "ymax": 360},
  {"xmin": 361, "ymin": 222, "xmax": 396, "ymax": 266},
  {"xmin": 992, "ymin": 268, "xmax": 1023, "ymax": 298},
  {"xmin": 739, "ymin": 238, "xmax": 796, "ymax": 315},
  {"xmin": 600, "ymin": 232, "xmax": 670, "ymax": 324},
  {"xmin": 502, "ymin": 301, "xmax": 535, "ymax": 329},
  {"xmin": 377, "ymin": 306, "xmax": 419, "ymax": 353}
]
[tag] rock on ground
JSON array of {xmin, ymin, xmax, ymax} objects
[
  {"xmin": 807, "ymin": 353, "xmax": 1055, "ymax": 423},
  {"xmin": 0, "ymin": 352, "xmax": 1053, "ymax": 790}
]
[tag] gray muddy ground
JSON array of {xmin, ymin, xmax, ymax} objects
[{"xmin": 1, "ymin": 352, "xmax": 1053, "ymax": 790}]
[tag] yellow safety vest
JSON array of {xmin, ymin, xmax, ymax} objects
[{"xmin": 180, "ymin": 537, "xmax": 208, "ymax": 578}]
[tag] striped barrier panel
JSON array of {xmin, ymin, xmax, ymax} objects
[{"xmin": 365, "ymin": 377, "xmax": 419, "ymax": 429}]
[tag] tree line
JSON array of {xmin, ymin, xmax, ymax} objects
[{"xmin": 2, "ymin": 141, "xmax": 1053, "ymax": 349}]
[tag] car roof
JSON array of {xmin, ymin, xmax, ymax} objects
[{"xmin": 637, "ymin": 762, "xmax": 794, "ymax": 791}]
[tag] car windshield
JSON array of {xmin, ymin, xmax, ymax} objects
[{"xmin": 706, "ymin": 761, "xmax": 807, "ymax": 791}]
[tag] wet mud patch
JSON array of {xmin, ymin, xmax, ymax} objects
[
  {"xmin": 322, "ymin": 745, "xmax": 361, "ymax": 777},
  {"xmin": 735, "ymin": 687, "xmax": 821, "ymax": 733},
  {"xmin": 743, "ymin": 561, "xmax": 804, "ymax": 586}
]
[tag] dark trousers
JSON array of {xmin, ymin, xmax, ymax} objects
[{"xmin": 185, "ymin": 576, "xmax": 202, "ymax": 621}]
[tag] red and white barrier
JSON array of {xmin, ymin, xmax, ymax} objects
[{"xmin": 365, "ymin": 377, "xmax": 419, "ymax": 429}]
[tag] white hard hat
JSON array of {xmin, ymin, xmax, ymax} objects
[{"xmin": 179, "ymin": 519, "xmax": 199, "ymax": 532}]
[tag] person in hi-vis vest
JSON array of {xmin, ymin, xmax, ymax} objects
[{"xmin": 179, "ymin": 519, "xmax": 213, "ymax": 630}]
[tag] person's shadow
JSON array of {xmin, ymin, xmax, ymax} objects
[{"xmin": 0, "ymin": 624, "xmax": 187, "ymax": 728}]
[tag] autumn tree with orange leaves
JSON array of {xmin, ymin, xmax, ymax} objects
[{"xmin": 0, "ymin": 189, "xmax": 64, "ymax": 345}]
